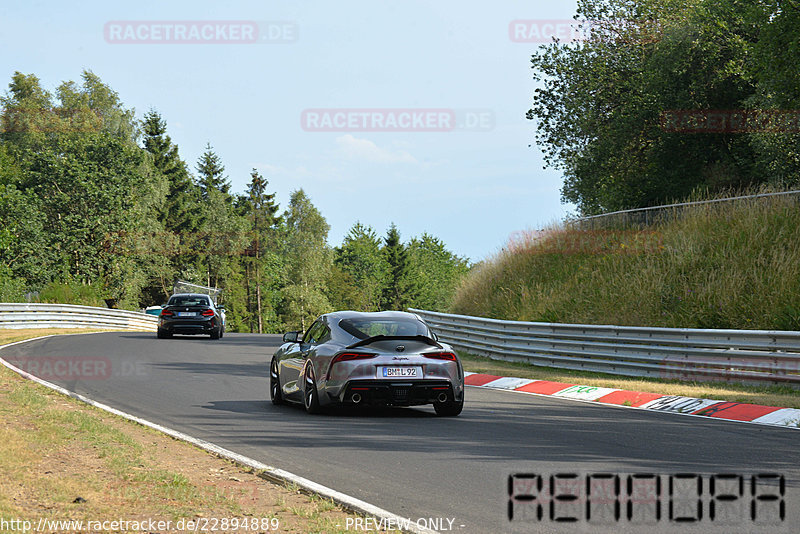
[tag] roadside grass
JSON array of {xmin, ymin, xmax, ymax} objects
[
  {"xmin": 312, "ymin": 517, "xmax": 359, "ymax": 534},
  {"xmin": 451, "ymin": 188, "xmax": 800, "ymax": 331},
  {"xmin": 450, "ymin": 189, "xmax": 800, "ymax": 410},
  {"xmin": 0, "ymin": 329, "xmax": 400, "ymax": 533},
  {"xmin": 459, "ymin": 352, "xmax": 800, "ymax": 409},
  {"xmin": 0, "ymin": 328, "xmax": 113, "ymax": 346}
]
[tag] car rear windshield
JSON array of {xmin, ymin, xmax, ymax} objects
[
  {"xmin": 339, "ymin": 318, "xmax": 430, "ymax": 339},
  {"xmin": 168, "ymin": 296, "xmax": 210, "ymax": 307}
]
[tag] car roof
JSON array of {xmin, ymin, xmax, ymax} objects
[{"xmin": 169, "ymin": 293, "xmax": 212, "ymax": 300}]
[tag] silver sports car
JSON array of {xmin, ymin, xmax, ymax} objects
[{"xmin": 270, "ymin": 311, "xmax": 464, "ymax": 416}]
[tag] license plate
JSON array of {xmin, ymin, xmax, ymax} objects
[
  {"xmin": 177, "ymin": 312, "xmax": 197, "ymax": 317},
  {"xmin": 379, "ymin": 366, "xmax": 422, "ymax": 378}
]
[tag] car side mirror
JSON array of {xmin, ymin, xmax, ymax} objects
[{"xmin": 283, "ymin": 331, "xmax": 301, "ymax": 343}]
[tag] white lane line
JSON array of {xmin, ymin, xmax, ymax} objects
[{"xmin": 0, "ymin": 335, "xmax": 439, "ymax": 534}]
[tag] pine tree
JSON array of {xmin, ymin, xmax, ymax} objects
[
  {"xmin": 246, "ymin": 169, "xmax": 280, "ymax": 227},
  {"xmin": 195, "ymin": 143, "xmax": 231, "ymax": 199},
  {"xmin": 194, "ymin": 145, "xmax": 237, "ymax": 294},
  {"xmin": 334, "ymin": 222, "xmax": 387, "ymax": 310},
  {"xmin": 381, "ymin": 223, "xmax": 412, "ymax": 310},
  {"xmin": 142, "ymin": 110, "xmax": 202, "ymax": 233},
  {"xmin": 245, "ymin": 169, "xmax": 281, "ymax": 333},
  {"xmin": 281, "ymin": 189, "xmax": 332, "ymax": 330},
  {"xmin": 407, "ymin": 233, "xmax": 469, "ymax": 310}
]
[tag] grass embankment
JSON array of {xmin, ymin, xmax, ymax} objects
[
  {"xmin": 451, "ymin": 191, "xmax": 800, "ymax": 406},
  {"xmin": 452, "ymin": 192, "xmax": 800, "ymax": 330},
  {"xmin": 0, "ymin": 330, "xmax": 397, "ymax": 533}
]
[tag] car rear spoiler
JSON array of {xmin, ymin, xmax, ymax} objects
[{"xmin": 346, "ymin": 335, "xmax": 442, "ymax": 350}]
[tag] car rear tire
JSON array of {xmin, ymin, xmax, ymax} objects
[
  {"xmin": 434, "ymin": 395, "xmax": 463, "ymax": 417},
  {"xmin": 270, "ymin": 360, "xmax": 284, "ymax": 405},
  {"xmin": 303, "ymin": 366, "xmax": 322, "ymax": 415},
  {"xmin": 156, "ymin": 329, "xmax": 171, "ymax": 339},
  {"xmin": 210, "ymin": 328, "xmax": 220, "ymax": 340}
]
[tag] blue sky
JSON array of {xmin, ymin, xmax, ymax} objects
[{"xmin": 1, "ymin": 1, "xmax": 580, "ymax": 261}]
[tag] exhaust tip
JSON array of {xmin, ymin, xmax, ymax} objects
[
  {"xmin": 437, "ymin": 392, "xmax": 448, "ymax": 403},
  {"xmin": 351, "ymin": 393, "xmax": 362, "ymax": 404}
]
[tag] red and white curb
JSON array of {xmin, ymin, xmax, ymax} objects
[
  {"xmin": 0, "ymin": 335, "xmax": 437, "ymax": 534},
  {"xmin": 464, "ymin": 371, "xmax": 800, "ymax": 430}
]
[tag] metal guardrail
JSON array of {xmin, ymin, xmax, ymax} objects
[
  {"xmin": 570, "ymin": 190, "xmax": 800, "ymax": 230},
  {"xmin": 0, "ymin": 303, "xmax": 158, "ymax": 331},
  {"xmin": 410, "ymin": 309, "xmax": 800, "ymax": 387}
]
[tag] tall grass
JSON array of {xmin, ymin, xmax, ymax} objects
[
  {"xmin": 451, "ymin": 191, "xmax": 800, "ymax": 330},
  {"xmin": 36, "ymin": 280, "xmax": 106, "ymax": 307}
]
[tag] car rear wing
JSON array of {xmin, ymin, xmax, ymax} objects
[{"xmin": 346, "ymin": 335, "xmax": 442, "ymax": 350}]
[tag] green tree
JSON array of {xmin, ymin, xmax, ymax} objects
[
  {"xmin": 407, "ymin": 233, "xmax": 469, "ymax": 311},
  {"xmin": 0, "ymin": 69, "xmax": 472, "ymax": 319},
  {"xmin": 0, "ymin": 71, "xmax": 58, "ymax": 152},
  {"xmin": 21, "ymin": 132, "xmax": 162, "ymax": 306},
  {"xmin": 192, "ymin": 145, "xmax": 243, "ymax": 293},
  {"xmin": 55, "ymin": 70, "xmax": 138, "ymax": 142},
  {"xmin": 142, "ymin": 110, "xmax": 202, "ymax": 232},
  {"xmin": 381, "ymin": 223, "xmax": 413, "ymax": 310},
  {"xmin": 139, "ymin": 110, "xmax": 204, "ymax": 301},
  {"xmin": 325, "ymin": 265, "xmax": 361, "ymax": 311},
  {"xmin": 196, "ymin": 143, "xmax": 231, "ymax": 199},
  {"xmin": 332, "ymin": 222, "xmax": 387, "ymax": 310},
  {"xmin": 2, "ymin": 70, "xmax": 138, "ymax": 150},
  {"xmin": 242, "ymin": 169, "xmax": 282, "ymax": 333},
  {"xmin": 0, "ymin": 142, "xmax": 40, "ymax": 296},
  {"xmin": 747, "ymin": 1, "xmax": 800, "ymax": 186},
  {"xmin": 280, "ymin": 189, "xmax": 332, "ymax": 330},
  {"xmin": 0, "ymin": 180, "xmax": 47, "ymax": 289},
  {"xmin": 528, "ymin": 0, "xmax": 765, "ymax": 214},
  {"xmin": 0, "ymin": 71, "xmax": 162, "ymax": 305}
]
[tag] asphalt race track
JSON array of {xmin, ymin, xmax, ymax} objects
[{"xmin": 2, "ymin": 332, "xmax": 799, "ymax": 533}]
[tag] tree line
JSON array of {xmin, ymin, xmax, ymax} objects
[
  {"xmin": 0, "ymin": 70, "xmax": 469, "ymax": 332},
  {"xmin": 528, "ymin": 0, "xmax": 800, "ymax": 215}
]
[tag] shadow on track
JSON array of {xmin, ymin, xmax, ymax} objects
[
  {"xmin": 116, "ymin": 332, "xmax": 282, "ymax": 349},
  {"xmin": 202, "ymin": 399, "xmax": 436, "ymax": 419}
]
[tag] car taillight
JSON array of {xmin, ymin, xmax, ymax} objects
[
  {"xmin": 423, "ymin": 351, "xmax": 457, "ymax": 361},
  {"xmin": 326, "ymin": 352, "xmax": 376, "ymax": 380},
  {"xmin": 161, "ymin": 309, "xmax": 174, "ymax": 317},
  {"xmin": 201, "ymin": 309, "xmax": 215, "ymax": 317}
]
